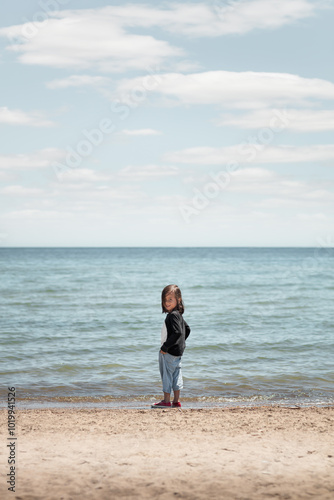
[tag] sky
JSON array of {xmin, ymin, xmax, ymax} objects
[{"xmin": 0, "ymin": 0, "xmax": 334, "ymax": 247}]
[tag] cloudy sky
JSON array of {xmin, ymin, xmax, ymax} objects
[{"xmin": 0, "ymin": 0, "xmax": 333, "ymax": 246}]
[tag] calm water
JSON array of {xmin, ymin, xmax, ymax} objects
[{"xmin": 0, "ymin": 247, "xmax": 333, "ymax": 408}]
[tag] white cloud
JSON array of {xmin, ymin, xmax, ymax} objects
[
  {"xmin": 0, "ymin": 2, "xmax": 320, "ymax": 72},
  {"xmin": 180, "ymin": 166, "xmax": 334, "ymax": 209},
  {"xmin": 116, "ymin": 71, "xmax": 334, "ymax": 109},
  {"xmin": 0, "ymin": 148, "xmax": 64, "ymax": 170},
  {"xmin": 46, "ymin": 75, "xmax": 112, "ymax": 89},
  {"xmin": 227, "ymin": 168, "xmax": 332, "ymax": 200},
  {"xmin": 207, "ymin": 0, "xmax": 317, "ymax": 36},
  {"xmin": 0, "ymin": 185, "xmax": 45, "ymax": 196},
  {"xmin": 120, "ymin": 129, "xmax": 162, "ymax": 136},
  {"xmin": 0, "ymin": 8, "xmax": 183, "ymax": 72},
  {"xmin": 165, "ymin": 144, "xmax": 334, "ymax": 164},
  {"xmin": 58, "ymin": 168, "xmax": 113, "ymax": 183},
  {"xmin": 6, "ymin": 209, "xmax": 72, "ymax": 220},
  {"xmin": 218, "ymin": 108, "xmax": 334, "ymax": 131},
  {"xmin": 255, "ymin": 197, "xmax": 331, "ymax": 209},
  {"xmin": 0, "ymin": 171, "xmax": 14, "ymax": 181},
  {"xmin": 58, "ymin": 1, "xmax": 317, "ymax": 38},
  {"xmin": 61, "ymin": 186, "xmax": 146, "ymax": 202},
  {"xmin": 118, "ymin": 164, "xmax": 178, "ymax": 179},
  {"xmin": 0, "ymin": 106, "xmax": 55, "ymax": 127},
  {"xmin": 297, "ymin": 213, "xmax": 328, "ymax": 221}
]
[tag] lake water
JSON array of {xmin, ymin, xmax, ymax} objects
[{"xmin": 0, "ymin": 247, "xmax": 333, "ymax": 408}]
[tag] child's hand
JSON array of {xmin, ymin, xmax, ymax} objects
[{"xmin": 160, "ymin": 350, "xmax": 167, "ymax": 354}]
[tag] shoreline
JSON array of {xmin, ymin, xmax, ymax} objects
[
  {"xmin": 2, "ymin": 401, "xmax": 334, "ymax": 410},
  {"xmin": 5, "ymin": 402, "xmax": 334, "ymax": 411},
  {"xmin": 1, "ymin": 406, "xmax": 333, "ymax": 499},
  {"xmin": 1, "ymin": 391, "xmax": 333, "ymax": 411}
]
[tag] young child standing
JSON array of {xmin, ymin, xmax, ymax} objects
[{"xmin": 152, "ymin": 284, "xmax": 191, "ymax": 408}]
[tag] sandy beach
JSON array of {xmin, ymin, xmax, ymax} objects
[{"xmin": 1, "ymin": 406, "xmax": 333, "ymax": 499}]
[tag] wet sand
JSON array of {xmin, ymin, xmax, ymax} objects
[{"xmin": 1, "ymin": 406, "xmax": 333, "ymax": 499}]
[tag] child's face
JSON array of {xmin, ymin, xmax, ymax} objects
[{"xmin": 164, "ymin": 292, "xmax": 177, "ymax": 312}]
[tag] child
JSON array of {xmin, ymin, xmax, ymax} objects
[{"xmin": 152, "ymin": 284, "xmax": 191, "ymax": 408}]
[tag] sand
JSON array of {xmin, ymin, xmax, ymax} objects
[{"xmin": 1, "ymin": 406, "xmax": 334, "ymax": 499}]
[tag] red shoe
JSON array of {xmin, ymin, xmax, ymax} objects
[
  {"xmin": 172, "ymin": 402, "xmax": 181, "ymax": 408},
  {"xmin": 151, "ymin": 400, "xmax": 171, "ymax": 408}
]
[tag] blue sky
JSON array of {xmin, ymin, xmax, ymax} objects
[{"xmin": 0, "ymin": 0, "xmax": 333, "ymax": 246}]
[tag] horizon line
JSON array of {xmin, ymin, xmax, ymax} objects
[{"xmin": 0, "ymin": 246, "xmax": 332, "ymax": 249}]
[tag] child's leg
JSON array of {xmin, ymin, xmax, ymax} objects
[
  {"xmin": 159, "ymin": 352, "xmax": 173, "ymax": 401},
  {"xmin": 172, "ymin": 357, "xmax": 183, "ymax": 403},
  {"xmin": 163, "ymin": 392, "xmax": 171, "ymax": 403},
  {"xmin": 161, "ymin": 353, "xmax": 182, "ymax": 404},
  {"xmin": 173, "ymin": 390, "xmax": 180, "ymax": 403}
]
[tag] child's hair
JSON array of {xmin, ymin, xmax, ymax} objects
[{"xmin": 161, "ymin": 284, "xmax": 185, "ymax": 314}]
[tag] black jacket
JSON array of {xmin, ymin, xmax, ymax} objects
[{"xmin": 161, "ymin": 310, "xmax": 191, "ymax": 357}]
